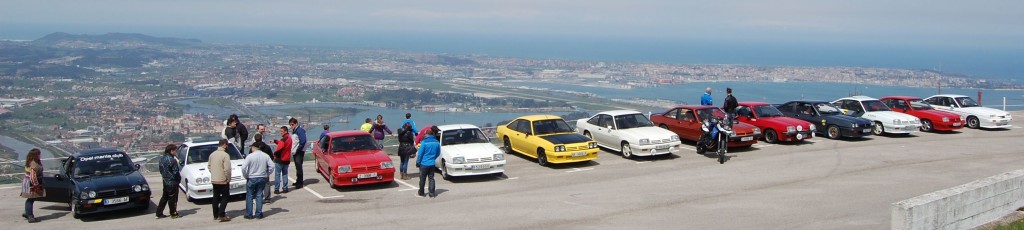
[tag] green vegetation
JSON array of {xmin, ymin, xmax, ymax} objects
[
  {"xmin": 993, "ymin": 220, "xmax": 1024, "ymax": 230},
  {"xmin": 6, "ymin": 99, "xmax": 87, "ymax": 129},
  {"xmin": 274, "ymin": 107, "xmax": 364, "ymax": 123},
  {"xmin": 410, "ymin": 81, "xmax": 456, "ymax": 91},
  {"xmin": 196, "ymin": 97, "xmax": 237, "ymax": 107},
  {"xmin": 0, "ymin": 143, "xmax": 17, "ymax": 160}
]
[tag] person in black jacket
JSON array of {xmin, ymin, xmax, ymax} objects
[
  {"xmin": 228, "ymin": 114, "xmax": 250, "ymax": 155},
  {"xmin": 722, "ymin": 87, "xmax": 738, "ymax": 127},
  {"xmin": 396, "ymin": 122, "xmax": 417, "ymax": 180}
]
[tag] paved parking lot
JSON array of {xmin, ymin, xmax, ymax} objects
[{"xmin": 2, "ymin": 115, "xmax": 1022, "ymax": 229}]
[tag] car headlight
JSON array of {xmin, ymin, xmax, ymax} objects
[
  {"xmin": 810, "ymin": 124, "xmax": 816, "ymax": 131},
  {"xmin": 381, "ymin": 161, "xmax": 394, "ymax": 169},
  {"xmin": 851, "ymin": 123, "xmax": 857, "ymax": 128},
  {"xmin": 80, "ymin": 191, "xmax": 93, "ymax": 199},
  {"xmin": 142, "ymin": 184, "xmax": 150, "ymax": 191},
  {"xmin": 787, "ymin": 126, "xmax": 795, "ymax": 132},
  {"xmin": 588, "ymin": 142, "xmax": 597, "ymax": 149},
  {"xmin": 990, "ymin": 114, "xmax": 996, "ymax": 118},
  {"xmin": 337, "ymin": 165, "xmax": 351, "ymax": 173},
  {"xmin": 753, "ymin": 127, "xmax": 761, "ymax": 134},
  {"xmin": 453, "ymin": 156, "xmax": 466, "ymax": 164},
  {"xmin": 133, "ymin": 185, "xmax": 142, "ymax": 192},
  {"xmin": 670, "ymin": 135, "xmax": 679, "ymax": 141},
  {"xmin": 893, "ymin": 119, "xmax": 900, "ymax": 125},
  {"xmin": 197, "ymin": 177, "xmax": 210, "ymax": 185},
  {"xmin": 494, "ymin": 153, "xmax": 504, "ymax": 161},
  {"xmin": 639, "ymin": 139, "xmax": 650, "ymax": 145},
  {"xmin": 942, "ymin": 117, "xmax": 950, "ymax": 122},
  {"xmin": 88, "ymin": 191, "xmax": 96, "ymax": 198},
  {"xmin": 554, "ymin": 145, "xmax": 566, "ymax": 152}
]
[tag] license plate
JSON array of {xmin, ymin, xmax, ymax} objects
[
  {"xmin": 864, "ymin": 128, "xmax": 872, "ymax": 133},
  {"xmin": 103, "ymin": 196, "xmax": 129, "ymax": 205},
  {"xmin": 740, "ymin": 137, "xmax": 753, "ymax": 142},
  {"xmin": 231, "ymin": 183, "xmax": 243, "ymax": 189},
  {"xmin": 572, "ymin": 152, "xmax": 587, "ymax": 157},
  {"xmin": 472, "ymin": 164, "xmax": 491, "ymax": 170},
  {"xmin": 358, "ymin": 172, "xmax": 377, "ymax": 179},
  {"xmin": 655, "ymin": 144, "xmax": 670, "ymax": 150},
  {"xmin": 952, "ymin": 122, "xmax": 961, "ymax": 126}
]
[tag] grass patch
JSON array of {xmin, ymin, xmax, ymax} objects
[{"xmin": 993, "ymin": 219, "xmax": 1024, "ymax": 230}]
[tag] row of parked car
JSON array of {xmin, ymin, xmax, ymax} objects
[{"xmin": 34, "ymin": 94, "xmax": 1013, "ymax": 219}]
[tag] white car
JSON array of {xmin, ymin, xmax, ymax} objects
[
  {"xmin": 576, "ymin": 110, "xmax": 682, "ymax": 158},
  {"xmin": 924, "ymin": 94, "xmax": 1013, "ymax": 129},
  {"xmin": 434, "ymin": 124, "xmax": 506, "ymax": 180},
  {"xmin": 176, "ymin": 140, "xmax": 248, "ymax": 201},
  {"xmin": 832, "ymin": 96, "xmax": 921, "ymax": 135}
]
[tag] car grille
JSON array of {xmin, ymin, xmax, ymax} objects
[
  {"xmin": 566, "ymin": 146, "xmax": 586, "ymax": 151},
  {"xmin": 352, "ymin": 165, "xmax": 381, "ymax": 173},
  {"xmin": 466, "ymin": 157, "xmax": 495, "ymax": 163},
  {"xmin": 231, "ymin": 176, "xmax": 244, "ymax": 182},
  {"xmin": 650, "ymin": 139, "xmax": 672, "ymax": 144},
  {"xmin": 734, "ymin": 130, "xmax": 754, "ymax": 136},
  {"xmin": 96, "ymin": 188, "xmax": 134, "ymax": 198}
]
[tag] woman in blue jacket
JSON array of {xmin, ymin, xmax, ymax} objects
[{"xmin": 416, "ymin": 126, "xmax": 441, "ymax": 198}]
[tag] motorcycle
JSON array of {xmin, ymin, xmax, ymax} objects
[{"xmin": 696, "ymin": 116, "xmax": 734, "ymax": 164}]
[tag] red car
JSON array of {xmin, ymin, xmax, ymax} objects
[
  {"xmin": 880, "ymin": 96, "xmax": 964, "ymax": 132},
  {"xmin": 651, "ymin": 105, "xmax": 761, "ymax": 148},
  {"xmin": 313, "ymin": 130, "xmax": 396, "ymax": 188},
  {"xmin": 736, "ymin": 102, "xmax": 816, "ymax": 143}
]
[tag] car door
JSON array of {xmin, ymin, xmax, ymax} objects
[
  {"xmin": 594, "ymin": 114, "xmax": 616, "ymax": 147},
  {"xmin": 679, "ymin": 109, "xmax": 703, "ymax": 140},
  {"xmin": 735, "ymin": 106, "xmax": 756, "ymax": 124},
  {"xmin": 927, "ymin": 96, "xmax": 954, "ymax": 111},
  {"xmin": 659, "ymin": 109, "xmax": 685, "ymax": 135},
  {"xmin": 39, "ymin": 157, "xmax": 73, "ymax": 203},
  {"xmin": 518, "ymin": 120, "xmax": 542, "ymax": 157},
  {"xmin": 316, "ymin": 136, "xmax": 330, "ymax": 174}
]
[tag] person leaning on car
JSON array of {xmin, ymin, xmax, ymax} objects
[{"xmin": 209, "ymin": 139, "xmax": 233, "ymax": 222}]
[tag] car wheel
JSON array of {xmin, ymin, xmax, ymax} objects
[
  {"xmin": 71, "ymin": 197, "xmax": 82, "ymax": 219},
  {"xmin": 583, "ymin": 131, "xmax": 592, "ymax": 140},
  {"xmin": 328, "ymin": 169, "xmax": 337, "ymax": 189},
  {"xmin": 920, "ymin": 119, "xmax": 933, "ymax": 132},
  {"xmin": 764, "ymin": 129, "xmax": 778, "ymax": 143},
  {"xmin": 967, "ymin": 116, "xmax": 980, "ymax": 129},
  {"xmin": 827, "ymin": 125, "xmax": 840, "ymax": 139},
  {"xmin": 184, "ymin": 180, "xmax": 196, "ymax": 202},
  {"xmin": 503, "ymin": 137, "xmax": 514, "ymax": 155},
  {"xmin": 441, "ymin": 160, "xmax": 451, "ymax": 180},
  {"xmin": 621, "ymin": 142, "xmax": 633, "ymax": 159},
  {"xmin": 537, "ymin": 148, "xmax": 549, "ymax": 166},
  {"xmin": 872, "ymin": 122, "xmax": 885, "ymax": 135},
  {"xmin": 659, "ymin": 124, "xmax": 669, "ymax": 130}
]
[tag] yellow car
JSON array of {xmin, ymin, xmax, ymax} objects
[{"xmin": 496, "ymin": 115, "xmax": 598, "ymax": 166}]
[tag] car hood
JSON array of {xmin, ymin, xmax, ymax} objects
[
  {"xmin": 441, "ymin": 143, "xmax": 503, "ymax": 158},
  {"xmin": 183, "ymin": 159, "xmax": 244, "ymax": 179},
  {"xmin": 911, "ymin": 109, "xmax": 960, "ymax": 119},
  {"xmin": 957, "ymin": 107, "xmax": 1011, "ymax": 117},
  {"xmin": 75, "ymin": 171, "xmax": 146, "ymax": 191},
  {"xmin": 824, "ymin": 114, "xmax": 873, "ymax": 125},
  {"xmin": 540, "ymin": 133, "xmax": 591, "ymax": 144},
  {"xmin": 616, "ymin": 126, "xmax": 678, "ymax": 140},
  {"xmin": 752, "ymin": 116, "xmax": 811, "ymax": 129},
  {"xmin": 325, "ymin": 150, "xmax": 389, "ymax": 165},
  {"xmin": 865, "ymin": 111, "xmax": 919, "ymax": 121}
]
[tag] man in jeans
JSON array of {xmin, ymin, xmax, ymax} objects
[
  {"xmin": 253, "ymin": 129, "xmax": 273, "ymax": 203},
  {"xmin": 273, "ymin": 127, "xmax": 292, "ymax": 194},
  {"xmin": 209, "ymin": 139, "xmax": 232, "ymax": 222},
  {"xmin": 416, "ymin": 126, "xmax": 441, "ymax": 198},
  {"xmin": 242, "ymin": 143, "xmax": 274, "ymax": 219},
  {"xmin": 289, "ymin": 118, "xmax": 307, "ymax": 189}
]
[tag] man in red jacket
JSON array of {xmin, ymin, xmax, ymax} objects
[{"xmin": 272, "ymin": 126, "xmax": 292, "ymax": 194}]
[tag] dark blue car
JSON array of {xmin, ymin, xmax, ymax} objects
[
  {"xmin": 775, "ymin": 101, "xmax": 875, "ymax": 139},
  {"xmin": 40, "ymin": 148, "xmax": 152, "ymax": 219}
]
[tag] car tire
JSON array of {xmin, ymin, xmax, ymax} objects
[
  {"xmin": 503, "ymin": 137, "xmax": 514, "ymax": 155},
  {"xmin": 872, "ymin": 122, "xmax": 885, "ymax": 135},
  {"xmin": 184, "ymin": 180, "xmax": 196, "ymax": 202},
  {"xmin": 537, "ymin": 148, "xmax": 549, "ymax": 166},
  {"xmin": 71, "ymin": 197, "xmax": 82, "ymax": 219},
  {"xmin": 967, "ymin": 116, "xmax": 980, "ymax": 129},
  {"xmin": 621, "ymin": 142, "xmax": 633, "ymax": 159},
  {"xmin": 827, "ymin": 125, "xmax": 840, "ymax": 139},
  {"xmin": 583, "ymin": 131, "xmax": 592, "ymax": 140},
  {"xmin": 764, "ymin": 129, "xmax": 778, "ymax": 143},
  {"xmin": 327, "ymin": 169, "xmax": 337, "ymax": 189},
  {"xmin": 920, "ymin": 119, "xmax": 934, "ymax": 132},
  {"xmin": 441, "ymin": 160, "xmax": 451, "ymax": 180}
]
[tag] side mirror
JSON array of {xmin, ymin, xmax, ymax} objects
[{"xmin": 135, "ymin": 164, "xmax": 142, "ymax": 170}]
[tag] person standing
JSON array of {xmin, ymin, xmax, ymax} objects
[
  {"xmin": 156, "ymin": 145, "xmax": 181, "ymax": 219},
  {"xmin": 20, "ymin": 148, "xmax": 45, "ymax": 223},
  {"xmin": 231, "ymin": 114, "xmax": 250, "ymax": 155},
  {"xmin": 289, "ymin": 118, "xmax": 307, "ymax": 189},
  {"xmin": 416, "ymin": 126, "xmax": 441, "ymax": 198},
  {"xmin": 272, "ymin": 127, "xmax": 292, "ymax": 194},
  {"xmin": 402, "ymin": 113, "xmax": 418, "ymax": 134},
  {"xmin": 360, "ymin": 118, "xmax": 373, "ymax": 133},
  {"xmin": 209, "ymin": 140, "xmax": 232, "ymax": 222},
  {"xmin": 242, "ymin": 143, "xmax": 274, "ymax": 219},
  {"xmin": 370, "ymin": 114, "xmax": 393, "ymax": 149},
  {"xmin": 396, "ymin": 122, "xmax": 417, "ymax": 180},
  {"xmin": 700, "ymin": 87, "xmax": 714, "ymax": 106},
  {"xmin": 722, "ymin": 87, "xmax": 739, "ymax": 126},
  {"xmin": 223, "ymin": 118, "xmax": 239, "ymax": 152},
  {"xmin": 253, "ymin": 132, "xmax": 274, "ymax": 203},
  {"xmin": 318, "ymin": 124, "xmax": 330, "ymax": 142}
]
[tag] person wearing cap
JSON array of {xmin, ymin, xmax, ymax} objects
[
  {"xmin": 700, "ymin": 87, "xmax": 713, "ymax": 106},
  {"xmin": 723, "ymin": 87, "xmax": 739, "ymax": 126}
]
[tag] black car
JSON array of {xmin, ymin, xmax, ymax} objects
[
  {"xmin": 39, "ymin": 148, "xmax": 152, "ymax": 219},
  {"xmin": 775, "ymin": 101, "xmax": 875, "ymax": 139}
]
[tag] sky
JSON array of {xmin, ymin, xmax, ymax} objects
[{"xmin": 2, "ymin": 0, "xmax": 1023, "ymax": 77}]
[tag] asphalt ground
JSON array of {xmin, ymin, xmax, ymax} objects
[{"xmin": 2, "ymin": 112, "xmax": 1022, "ymax": 229}]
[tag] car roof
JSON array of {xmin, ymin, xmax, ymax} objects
[
  {"xmin": 436, "ymin": 124, "xmax": 481, "ymax": 131},
  {"xmin": 737, "ymin": 101, "xmax": 770, "ymax": 106},
  {"xmin": 928, "ymin": 94, "xmax": 969, "ymax": 98},
  {"xmin": 836, "ymin": 95, "xmax": 879, "ymax": 101},
  {"xmin": 327, "ymin": 130, "xmax": 373, "ymax": 138},
  {"xmin": 880, "ymin": 96, "xmax": 921, "ymax": 100},
  {"xmin": 673, "ymin": 105, "xmax": 716, "ymax": 110},
  {"xmin": 785, "ymin": 100, "xmax": 829, "ymax": 104},
  {"xmin": 73, "ymin": 148, "xmax": 126, "ymax": 157},
  {"xmin": 515, "ymin": 115, "xmax": 564, "ymax": 121},
  {"xmin": 596, "ymin": 110, "xmax": 642, "ymax": 116}
]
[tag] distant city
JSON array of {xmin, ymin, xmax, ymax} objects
[{"xmin": 0, "ymin": 32, "xmax": 1021, "ymax": 159}]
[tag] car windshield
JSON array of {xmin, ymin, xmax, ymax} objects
[
  {"xmin": 862, "ymin": 100, "xmax": 891, "ymax": 112},
  {"xmin": 614, "ymin": 113, "xmax": 654, "ymax": 129},
  {"xmin": 754, "ymin": 105, "xmax": 784, "ymax": 117},
  {"xmin": 186, "ymin": 144, "xmax": 243, "ymax": 164},
  {"xmin": 532, "ymin": 119, "xmax": 574, "ymax": 135},
  {"xmin": 908, "ymin": 99, "xmax": 933, "ymax": 110},
  {"xmin": 74, "ymin": 152, "xmax": 133, "ymax": 178},
  {"xmin": 441, "ymin": 128, "xmax": 490, "ymax": 146},
  {"xmin": 696, "ymin": 108, "xmax": 726, "ymax": 121},
  {"xmin": 330, "ymin": 135, "xmax": 380, "ymax": 152},
  {"xmin": 955, "ymin": 97, "xmax": 980, "ymax": 107},
  {"xmin": 814, "ymin": 103, "xmax": 842, "ymax": 115}
]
